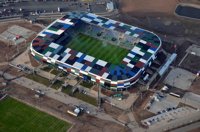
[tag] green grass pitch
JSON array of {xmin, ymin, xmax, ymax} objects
[
  {"xmin": 68, "ymin": 33, "xmax": 129, "ymax": 65},
  {"xmin": 0, "ymin": 97, "xmax": 71, "ymax": 132}
]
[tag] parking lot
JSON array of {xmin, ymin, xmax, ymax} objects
[
  {"xmin": 147, "ymin": 93, "xmax": 180, "ymax": 114},
  {"xmin": 142, "ymin": 106, "xmax": 198, "ymax": 127}
]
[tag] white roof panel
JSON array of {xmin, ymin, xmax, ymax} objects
[
  {"xmin": 139, "ymin": 58, "xmax": 147, "ymax": 63},
  {"xmin": 84, "ymin": 55, "xmax": 95, "ymax": 62},
  {"xmin": 57, "ymin": 19, "xmax": 73, "ymax": 25},
  {"xmin": 45, "ymin": 51, "xmax": 52, "ymax": 57},
  {"xmin": 94, "ymin": 18, "xmax": 102, "ymax": 23},
  {"xmin": 76, "ymin": 52, "xmax": 83, "ymax": 57},
  {"xmin": 73, "ymin": 62, "xmax": 83, "ymax": 70},
  {"xmin": 124, "ymin": 82, "xmax": 130, "ymax": 85},
  {"xmin": 133, "ymin": 34, "xmax": 139, "ymax": 38},
  {"xmin": 140, "ymin": 40, "xmax": 147, "ymax": 44},
  {"xmin": 105, "ymin": 21, "xmax": 111, "ymax": 25},
  {"xmin": 119, "ymin": 23, "xmax": 124, "ymax": 26},
  {"xmin": 45, "ymin": 29, "xmax": 63, "ymax": 35},
  {"xmin": 53, "ymin": 54, "xmax": 60, "ymax": 60},
  {"xmin": 109, "ymin": 26, "xmax": 115, "ymax": 30},
  {"xmin": 57, "ymin": 30, "xmax": 64, "ymax": 35},
  {"xmin": 108, "ymin": 19, "xmax": 116, "ymax": 24},
  {"xmin": 39, "ymin": 33, "xmax": 46, "ymax": 37},
  {"xmin": 136, "ymin": 51, "xmax": 145, "ymax": 56},
  {"xmin": 61, "ymin": 54, "xmax": 71, "ymax": 63},
  {"xmin": 147, "ymin": 49, "xmax": 155, "ymax": 54},
  {"xmin": 128, "ymin": 53, "xmax": 135, "ymax": 58},
  {"xmin": 88, "ymin": 13, "xmax": 97, "ymax": 18},
  {"xmin": 131, "ymin": 26, "xmax": 137, "ymax": 30},
  {"xmin": 127, "ymin": 63, "xmax": 134, "ymax": 68},
  {"xmin": 81, "ymin": 17, "xmax": 92, "ymax": 22},
  {"xmin": 64, "ymin": 48, "xmax": 71, "ymax": 53},
  {"xmin": 49, "ymin": 42, "xmax": 59, "ymax": 49},
  {"xmin": 85, "ymin": 66, "xmax": 92, "ymax": 72},
  {"xmin": 98, "ymin": 22, "xmax": 103, "ymax": 26},
  {"xmin": 123, "ymin": 58, "xmax": 131, "ymax": 63},
  {"xmin": 102, "ymin": 72, "xmax": 109, "ymax": 78},
  {"xmin": 125, "ymin": 31, "xmax": 131, "ymax": 35},
  {"xmin": 131, "ymin": 47, "xmax": 141, "ymax": 52},
  {"xmin": 96, "ymin": 60, "xmax": 107, "ymax": 67}
]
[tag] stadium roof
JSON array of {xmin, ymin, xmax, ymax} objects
[{"xmin": 31, "ymin": 12, "xmax": 161, "ymax": 85}]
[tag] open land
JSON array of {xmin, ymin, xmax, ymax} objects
[
  {"xmin": 117, "ymin": 0, "xmax": 200, "ymax": 39},
  {"xmin": 118, "ymin": 0, "xmax": 200, "ymax": 16},
  {"xmin": 119, "ymin": 0, "xmax": 180, "ymax": 15},
  {"xmin": 190, "ymin": 78, "xmax": 200, "ymax": 95}
]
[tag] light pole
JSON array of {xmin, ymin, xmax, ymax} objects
[{"xmin": 97, "ymin": 83, "xmax": 101, "ymax": 110}]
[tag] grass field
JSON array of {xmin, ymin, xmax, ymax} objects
[
  {"xmin": 0, "ymin": 97, "xmax": 71, "ymax": 132},
  {"xmin": 68, "ymin": 33, "xmax": 129, "ymax": 65},
  {"xmin": 26, "ymin": 74, "xmax": 50, "ymax": 86},
  {"xmin": 80, "ymin": 81, "xmax": 94, "ymax": 89},
  {"xmin": 62, "ymin": 86, "xmax": 97, "ymax": 106},
  {"xmin": 51, "ymin": 80, "xmax": 63, "ymax": 90}
]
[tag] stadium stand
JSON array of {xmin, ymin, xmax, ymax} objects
[{"xmin": 30, "ymin": 12, "xmax": 162, "ymax": 91}]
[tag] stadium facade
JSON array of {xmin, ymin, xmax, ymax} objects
[{"xmin": 30, "ymin": 12, "xmax": 162, "ymax": 91}]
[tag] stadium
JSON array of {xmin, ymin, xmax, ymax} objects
[{"xmin": 30, "ymin": 12, "xmax": 162, "ymax": 91}]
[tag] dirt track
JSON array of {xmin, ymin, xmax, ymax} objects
[{"xmin": 190, "ymin": 78, "xmax": 200, "ymax": 95}]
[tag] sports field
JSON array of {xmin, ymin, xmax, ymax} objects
[
  {"xmin": 68, "ymin": 33, "xmax": 129, "ymax": 65},
  {"xmin": 0, "ymin": 97, "xmax": 71, "ymax": 132}
]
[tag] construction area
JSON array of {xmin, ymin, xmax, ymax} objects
[
  {"xmin": 0, "ymin": 25, "xmax": 35, "ymax": 45},
  {"xmin": 0, "ymin": 20, "xmax": 43, "ymax": 62}
]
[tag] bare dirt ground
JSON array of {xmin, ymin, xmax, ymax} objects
[
  {"xmin": 0, "ymin": 65, "xmax": 24, "ymax": 78},
  {"xmin": 132, "ymin": 91, "xmax": 155, "ymax": 125},
  {"xmin": 5, "ymin": 83, "xmax": 130, "ymax": 132},
  {"xmin": 119, "ymin": 0, "xmax": 180, "ymax": 16},
  {"xmin": 190, "ymin": 78, "xmax": 200, "ymax": 95},
  {"xmin": 175, "ymin": 41, "xmax": 193, "ymax": 65},
  {"xmin": 189, "ymin": 127, "xmax": 200, "ymax": 132},
  {"xmin": 28, "ymin": 52, "xmax": 40, "ymax": 67},
  {"xmin": 118, "ymin": 0, "xmax": 200, "ymax": 16},
  {"xmin": 102, "ymin": 102, "xmax": 124, "ymax": 120},
  {"xmin": 0, "ymin": 40, "xmax": 14, "ymax": 62},
  {"xmin": 181, "ymin": 54, "xmax": 200, "ymax": 73}
]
